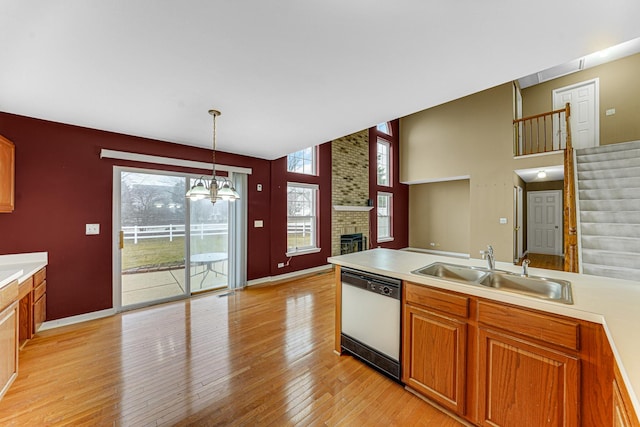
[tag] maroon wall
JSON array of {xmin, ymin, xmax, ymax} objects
[
  {"xmin": 0, "ymin": 112, "xmax": 274, "ymax": 320},
  {"xmin": 268, "ymin": 143, "xmax": 332, "ymax": 274},
  {"xmin": 0, "ymin": 112, "xmax": 405, "ymax": 321},
  {"xmin": 369, "ymin": 120, "xmax": 409, "ymax": 249}
]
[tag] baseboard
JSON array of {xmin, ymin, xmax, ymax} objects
[
  {"xmin": 246, "ymin": 264, "xmax": 333, "ymax": 287},
  {"xmin": 39, "ymin": 308, "xmax": 117, "ymax": 331},
  {"xmin": 402, "ymin": 247, "xmax": 470, "ymax": 259}
]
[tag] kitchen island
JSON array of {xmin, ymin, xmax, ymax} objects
[{"xmin": 329, "ymin": 248, "xmax": 640, "ymax": 426}]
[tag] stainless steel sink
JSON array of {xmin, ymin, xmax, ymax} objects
[
  {"xmin": 411, "ymin": 262, "xmax": 574, "ymax": 304},
  {"xmin": 412, "ymin": 262, "xmax": 491, "ymax": 283},
  {"xmin": 478, "ymin": 273, "xmax": 573, "ymax": 304}
]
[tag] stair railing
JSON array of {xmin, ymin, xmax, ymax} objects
[
  {"xmin": 513, "ymin": 102, "xmax": 579, "ymax": 272},
  {"xmin": 562, "ymin": 103, "xmax": 579, "ymax": 272},
  {"xmin": 513, "ymin": 104, "xmax": 570, "ymax": 156}
]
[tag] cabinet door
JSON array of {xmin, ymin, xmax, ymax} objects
[
  {"xmin": 478, "ymin": 328, "xmax": 579, "ymax": 427},
  {"xmin": 402, "ymin": 304, "xmax": 467, "ymax": 414},
  {"xmin": 0, "ymin": 135, "xmax": 15, "ymax": 213},
  {"xmin": 33, "ymin": 294, "xmax": 46, "ymax": 333},
  {"xmin": 0, "ymin": 302, "xmax": 18, "ymax": 400}
]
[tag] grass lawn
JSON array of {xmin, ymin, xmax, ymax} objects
[{"xmin": 122, "ymin": 236, "xmax": 227, "ymax": 271}]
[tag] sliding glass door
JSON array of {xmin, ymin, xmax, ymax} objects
[
  {"xmin": 115, "ymin": 168, "xmax": 239, "ymax": 310},
  {"xmin": 189, "ymin": 177, "xmax": 230, "ymax": 293}
]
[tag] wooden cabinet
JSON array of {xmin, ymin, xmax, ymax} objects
[
  {"xmin": 403, "ymin": 282, "xmax": 469, "ymax": 415},
  {"xmin": 0, "ymin": 135, "xmax": 15, "ymax": 213},
  {"xmin": 476, "ymin": 301, "xmax": 581, "ymax": 427},
  {"xmin": 613, "ymin": 362, "xmax": 640, "ymax": 427},
  {"xmin": 17, "ymin": 267, "xmax": 47, "ymax": 348},
  {"xmin": 477, "ymin": 327, "xmax": 579, "ymax": 426},
  {"xmin": 32, "ymin": 268, "xmax": 46, "ymax": 333},
  {"xmin": 401, "ymin": 281, "xmax": 615, "ymax": 426},
  {"xmin": 0, "ymin": 280, "xmax": 19, "ymax": 400}
]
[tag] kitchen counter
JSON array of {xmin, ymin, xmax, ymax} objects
[
  {"xmin": 328, "ymin": 248, "xmax": 640, "ymax": 416},
  {"xmin": 0, "ymin": 252, "xmax": 48, "ymax": 288}
]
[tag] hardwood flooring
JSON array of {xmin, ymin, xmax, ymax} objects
[
  {"xmin": 0, "ymin": 272, "xmax": 463, "ymax": 426},
  {"xmin": 519, "ymin": 253, "xmax": 564, "ymax": 271}
]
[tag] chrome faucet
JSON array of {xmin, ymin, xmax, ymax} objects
[
  {"xmin": 522, "ymin": 259, "xmax": 530, "ymax": 277},
  {"xmin": 481, "ymin": 245, "xmax": 495, "ymax": 270}
]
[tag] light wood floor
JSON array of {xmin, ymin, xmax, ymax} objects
[
  {"xmin": 519, "ymin": 253, "xmax": 564, "ymax": 271},
  {"xmin": 0, "ymin": 272, "xmax": 463, "ymax": 426}
]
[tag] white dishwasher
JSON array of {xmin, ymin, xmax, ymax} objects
[{"xmin": 341, "ymin": 267, "xmax": 402, "ymax": 381}]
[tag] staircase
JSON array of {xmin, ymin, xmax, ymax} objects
[{"xmin": 576, "ymin": 140, "xmax": 640, "ymax": 281}]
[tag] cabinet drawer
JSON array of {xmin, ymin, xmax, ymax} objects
[
  {"xmin": 34, "ymin": 268, "xmax": 46, "ymax": 286},
  {"xmin": 33, "ymin": 280, "xmax": 46, "ymax": 302},
  {"xmin": 478, "ymin": 300, "xmax": 580, "ymax": 351},
  {"xmin": 0, "ymin": 280, "xmax": 18, "ymax": 311},
  {"xmin": 18, "ymin": 276, "xmax": 33, "ymax": 300},
  {"xmin": 405, "ymin": 282, "xmax": 469, "ymax": 318}
]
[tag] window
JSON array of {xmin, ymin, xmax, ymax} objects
[
  {"xmin": 377, "ymin": 192, "xmax": 393, "ymax": 242},
  {"xmin": 377, "ymin": 139, "xmax": 390, "ymax": 186},
  {"xmin": 287, "ymin": 146, "xmax": 316, "ymax": 175},
  {"xmin": 376, "ymin": 122, "xmax": 391, "ymax": 135},
  {"xmin": 287, "ymin": 183, "xmax": 319, "ymax": 255}
]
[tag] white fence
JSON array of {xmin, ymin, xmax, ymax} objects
[
  {"xmin": 122, "ymin": 222, "xmax": 313, "ymax": 244},
  {"xmin": 122, "ymin": 224, "xmax": 228, "ymax": 244}
]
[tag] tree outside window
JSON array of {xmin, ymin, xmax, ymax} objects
[{"xmin": 287, "ymin": 147, "xmax": 316, "ymax": 175}]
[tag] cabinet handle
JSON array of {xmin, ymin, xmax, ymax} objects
[{"xmin": 119, "ymin": 231, "xmax": 124, "ymax": 249}]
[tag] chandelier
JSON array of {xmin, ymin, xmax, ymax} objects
[{"xmin": 186, "ymin": 109, "xmax": 240, "ymax": 204}]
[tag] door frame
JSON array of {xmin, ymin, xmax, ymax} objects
[
  {"xmin": 552, "ymin": 78, "xmax": 600, "ymax": 149},
  {"xmin": 113, "ymin": 166, "xmax": 195, "ymax": 312},
  {"xmin": 513, "ymin": 185, "xmax": 524, "ymax": 262},
  {"xmin": 526, "ymin": 190, "xmax": 563, "ymax": 256}
]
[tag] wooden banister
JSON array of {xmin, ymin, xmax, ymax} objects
[
  {"xmin": 513, "ymin": 104, "xmax": 570, "ymax": 156},
  {"xmin": 563, "ymin": 103, "xmax": 579, "ymax": 272}
]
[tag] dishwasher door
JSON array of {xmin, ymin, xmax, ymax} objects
[{"xmin": 341, "ymin": 269, "xmax": 401, "ymax": 361}]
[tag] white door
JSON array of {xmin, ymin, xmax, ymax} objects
[
  {"xmin": 553, "ymin": 79, "xmax": 599, "ymax": 150},
  {"xmin": 527, "ymin": 190, "xmax": 563, "ymax": 256}
]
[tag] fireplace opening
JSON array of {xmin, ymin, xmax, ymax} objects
[{"xmin": 340, "ymin": 233, "xmax": 367, "ymax": 255}]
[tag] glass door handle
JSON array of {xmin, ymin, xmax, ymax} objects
[{"xmin": 119, "ymin": 231, "xmax": 124, "ymax": 249}]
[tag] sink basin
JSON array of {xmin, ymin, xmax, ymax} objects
[
  {"xmin": 412, "ymin": 262, "xmax": 491, "ymax": 283},
  {"xmin": 478, "ymin": 273, "xmax": 573, "ymax": 304},
  {"xmin": 412, "ymin": 262, "xmax": 574, "ymax": 304}
]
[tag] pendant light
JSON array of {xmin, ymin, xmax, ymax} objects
[{"xmin": 186, "ymin": 109, "xmax": 240, "ymax": 203}]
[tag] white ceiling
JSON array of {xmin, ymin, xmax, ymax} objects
[{"xmin": 2, "ymin": 2, "xmax": 640, "ymax": 160}]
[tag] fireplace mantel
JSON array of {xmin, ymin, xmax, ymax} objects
[{"xmin": 333, "ymin": 205, "xmax": 374, "ymax": 212}]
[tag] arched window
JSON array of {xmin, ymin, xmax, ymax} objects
[{"xmin": 376, "ymin": 122, "xmax": 392, "ymax": 135}]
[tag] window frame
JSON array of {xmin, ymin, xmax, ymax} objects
[
  {"xmin": 377, "ymin": 191, "xmax": 393, "ymax": 242},
  {"xmin": 376, "ymin": 138, "xmax": 391, "ymax": 187},
  {"xmin": 286, "ymin": 182, "xmax": 320, "ymax": 256},
  {"xmin": 287, "ymin": 146, "xmax": 317, "ymax": 176}
]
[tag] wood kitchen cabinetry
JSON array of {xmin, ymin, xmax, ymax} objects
[
  {"xmin": 403, "ymin": 281, "xmax": 615, "ymax": 427},
  {"xmin": 0, "ymin": 280, "xmax": 19, "ymax": 400},
  {"xmin": 0, "ymin": 135, "xmax": 15, "ymax": 213},
  {"xmin": 403, "ymin": 282, "xmax": 469, "ymax": 415},
  {"xmin": 613, "ymin": 362, "xmax": 640, "ymax": 427},
  {"xmin": 18, "ymin": 267, "xmax": 46, "ymax": 348},
  {"xmin": 477, "ymin": 301, "xmax": 580, "ymax": 426}
]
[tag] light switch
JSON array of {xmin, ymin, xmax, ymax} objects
[
  {"xmin": 257, "ymin": 184, "xmax": 263, "ymax": 192},
  {"xmin": 606, "ymin": 108, "xmax": 616, "ymax": 116},
  {"xmin": 86, "ymin": 224, "xmax": 100, "ymax": 235},
  {"xmin": 499, "ymin": 218, "xmax": 508, "ymax": 224},
  {"xmin": 254, "ymin": 220, "xmax": 264, "ymax": 228}
]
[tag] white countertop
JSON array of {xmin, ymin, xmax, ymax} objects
[
  {"xmin": 0, "ymin": 252, "xmax": 48, "ymax": 289},
  {"xmin": 328, "ymin": 248, "xmax": 640, "ymax": 416}
]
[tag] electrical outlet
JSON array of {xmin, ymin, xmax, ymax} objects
[{"xmin": 277, "ymin": 262, "xmax": 285, "ymax": 268}]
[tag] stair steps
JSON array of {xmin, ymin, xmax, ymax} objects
[{"xmin": 576, "ymin": 140, "xmax": 640, "ymax": 281}]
